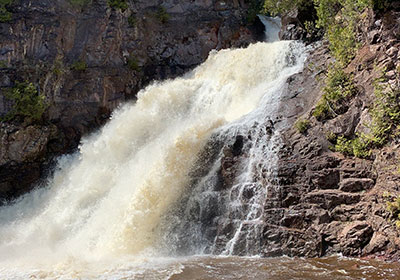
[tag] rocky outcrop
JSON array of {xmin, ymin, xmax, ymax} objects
[
  {"xmin": 0, "ymin": 0, "xmax": 262, "ymax": 201},
  {"xmin": 257, "ymin": 7, "xmax": 400, "ymax": 260}
]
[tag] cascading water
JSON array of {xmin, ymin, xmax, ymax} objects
[{"xmin": 0, "ymin": 19, "xmax": 307, "ymax": 278}]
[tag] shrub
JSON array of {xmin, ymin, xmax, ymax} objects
[
  {"xmin": 370, "ymin": 0, "xmax": 391, "ymax": 12},
  {"xmin": 263, "ymin": 0, "xmax": 372, "ymax": 65},
  {"xmin": 108, "ymin": 0, "xmax": 128, "ymax": 11},
  {"xmin": 313, "ymin": 66, "xmax": 357, "ymax": 121},
  {"xmin": 52, "ymin": 59, "xmax": 64, "ymax": 76},
  {"xmin": 364, "ymin": 70, "xmax": 400, "ymax": 147},
  {"xmin": 386, "ymin": 195, "xmax": 400, "ymax": 228},
  {"xmin": 295, "ymin": 119, "xmax": 311, "ymax": 134},
  {"xmin": 334, "ymin": 135, "xmax": 370, "ymax": 158},
  {"xmin": 263, "ymin": 0, "xmax": 307, "ymax": 15},
  {"xmin": 316, "ymin": 0, "xmax": 370, "ymax": 66},
  {"xmin": 128, "ymin": 15, "xmax": 136, "ymax": 27},
  {"xmin": 70, "ymin": 60, "xmax": 87, "ymax": 71},
  {"xmin": 246, "ymin": 0, "xmax": 263, "ymax": 23},
  {"xmin": 126, "ymin": 55, "xmax": 140, "ymax": 72},
  {"xmin": 69, "ymin": 0, "xmax": 91, "ymax": 8},
  {"xmin": 0, "ymin": 60, "xmax": 7, "ymax": 68},
  {"xmin": 327, "ymin": 22, "xmax": 358, "ymax": 66},
  {"xmin": 0, "ymin": 0, "xmax": 14, "ymax": 23},
  {"xmin": 331, "ymin": 68, "xmax": 400, "ymax": 158},
  {"xmin": 156, "ymin": 7, "xmax": 170, "ymax": 24},
  {"xmin": 2, "ymin": 81, "xmax": 47, "ymax": 122}
]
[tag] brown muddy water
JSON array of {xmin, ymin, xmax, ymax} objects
[
  {"xmin": 5, "ymin": 255, "xmax": 396, "ymax": 280},
  {"xmin": 169, "ymin": 256, "xmax": 400, "ymax": 280}
]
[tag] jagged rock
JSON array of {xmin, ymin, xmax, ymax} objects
[
  {"xmin": 368, "ymin": 30, "xmax": 381, "ymax": 44},
  {"xmin": 303, "ymin": 190, "xmax": 361, "ymax": 209},
  {"xmin": 386, "ymin": 46, "xmax": 398, "ymax": 57},
  {"xmin": 339, "ymin": 222, "xmax": 373, "ymax": 256},
  {"xmin": 363, "ymin": 232, "xmax": 390, "ymax": 255},
  {"xmin": 339, "ymin": 178, "xmax": 375, "ymax": 193},
  {"xmin": 310, "ymin": 169, "xmax": 340, "ymax": 190},
  {"xmin": 0, "ymin": 123, "xmax": 63, "ymax": 201}
]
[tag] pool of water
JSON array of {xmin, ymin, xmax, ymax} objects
[{"xmin": 1, "ymin": 255, "xmax": 399, "ymax": 279}]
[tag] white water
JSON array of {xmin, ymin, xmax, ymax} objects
[
  {"xmin": 0, "ymin": 21, "xmax": 307, "ymax": 278},
  {"xmin": 258, "ymin": 15, "xmax": 281, "ymax": 42}
]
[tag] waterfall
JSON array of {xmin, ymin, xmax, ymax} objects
[{"xmin": 0, "ymin": 19, "xmax": 307, "ymax": 277}]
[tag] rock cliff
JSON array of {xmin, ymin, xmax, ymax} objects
[
  {"xmin": 0, "ymin": 0, "xmax": 261, "ymax": 200},
  {"xmin": 215, "ymin": 5, "xmax": 400, "ymax": 260}
]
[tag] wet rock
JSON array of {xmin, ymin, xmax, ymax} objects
[{"xmin": 0, "ymin": 123, "xmax": 63, "ymax": 201}]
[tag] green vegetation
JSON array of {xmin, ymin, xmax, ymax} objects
[
  {"xmin": 69, "ymin": 0, "xmax": 91, "ymax": 8},
  {"xmin": 295, "ymin": 119, "xmax": 311, "ymax": 134},
  {"xmin": 386, "ymin": 194, "xmax": 400, "ymax": 228},
  {"xmin": 262, "ymin": 0, "xmax": 391, "ymax": 65},
  {"xmin": 128, "ymin": 14, "xmax": 136, "ymax": 27},
  {"xmin": 313, "ymin": 66, "xmax": 357, "ymax": 121},
  {"xmin": 126, "ymin": 55, "xmax": 140, "ymax": 72},
  {"xmin": 367, "ymin": 72, "xmax": 400, "ymax": 146},
  {"xmin": 332, "ymin": 135, "xmax": 370, "ymax": 158},
  {"xmin": 0, "ymin": 60, "xmax": 7, "ymax": 68},
  {"xmin": 108, "ymin": 0, "xmax": 128, "ymax": 11},
  {"xmin": 70, "ymin": 60, "xmax": 87, "ymax": 72},
  {"xmin": 155, "ymin": 7, "xmax": 170, "ymax": 24},
  {"xmin": 52, "ymin": 59, "xmax": 65, "ymax": 76},
  {"xmin": 0, "ymin": 0, "xmax": 14, "ymax": 23},
  {"xmin": 245, "ymin": 0, "xmax": 263, "ymax": 23},
  {"xmin": 263, "ymin": 0, "xmax": 307, "ymax": 15},
  {"xmin": 2, "ymin": 81, "xmax": 47, "ymax": 122},
  {"xmin": 329, "ymin": 68, "xmax": 400, "ymax": 158}
]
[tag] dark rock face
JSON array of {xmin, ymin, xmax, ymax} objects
[
  {"xmin": 0, "ymin": 0, "xmax": 261, "ymax": 200},
  {"xmin": 1, "ymin": 0, "xmax": 258, "ymax": 129},
  {"xmin": 279, "ymin": 3, "xmax": 321, "ymax": 42}
]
